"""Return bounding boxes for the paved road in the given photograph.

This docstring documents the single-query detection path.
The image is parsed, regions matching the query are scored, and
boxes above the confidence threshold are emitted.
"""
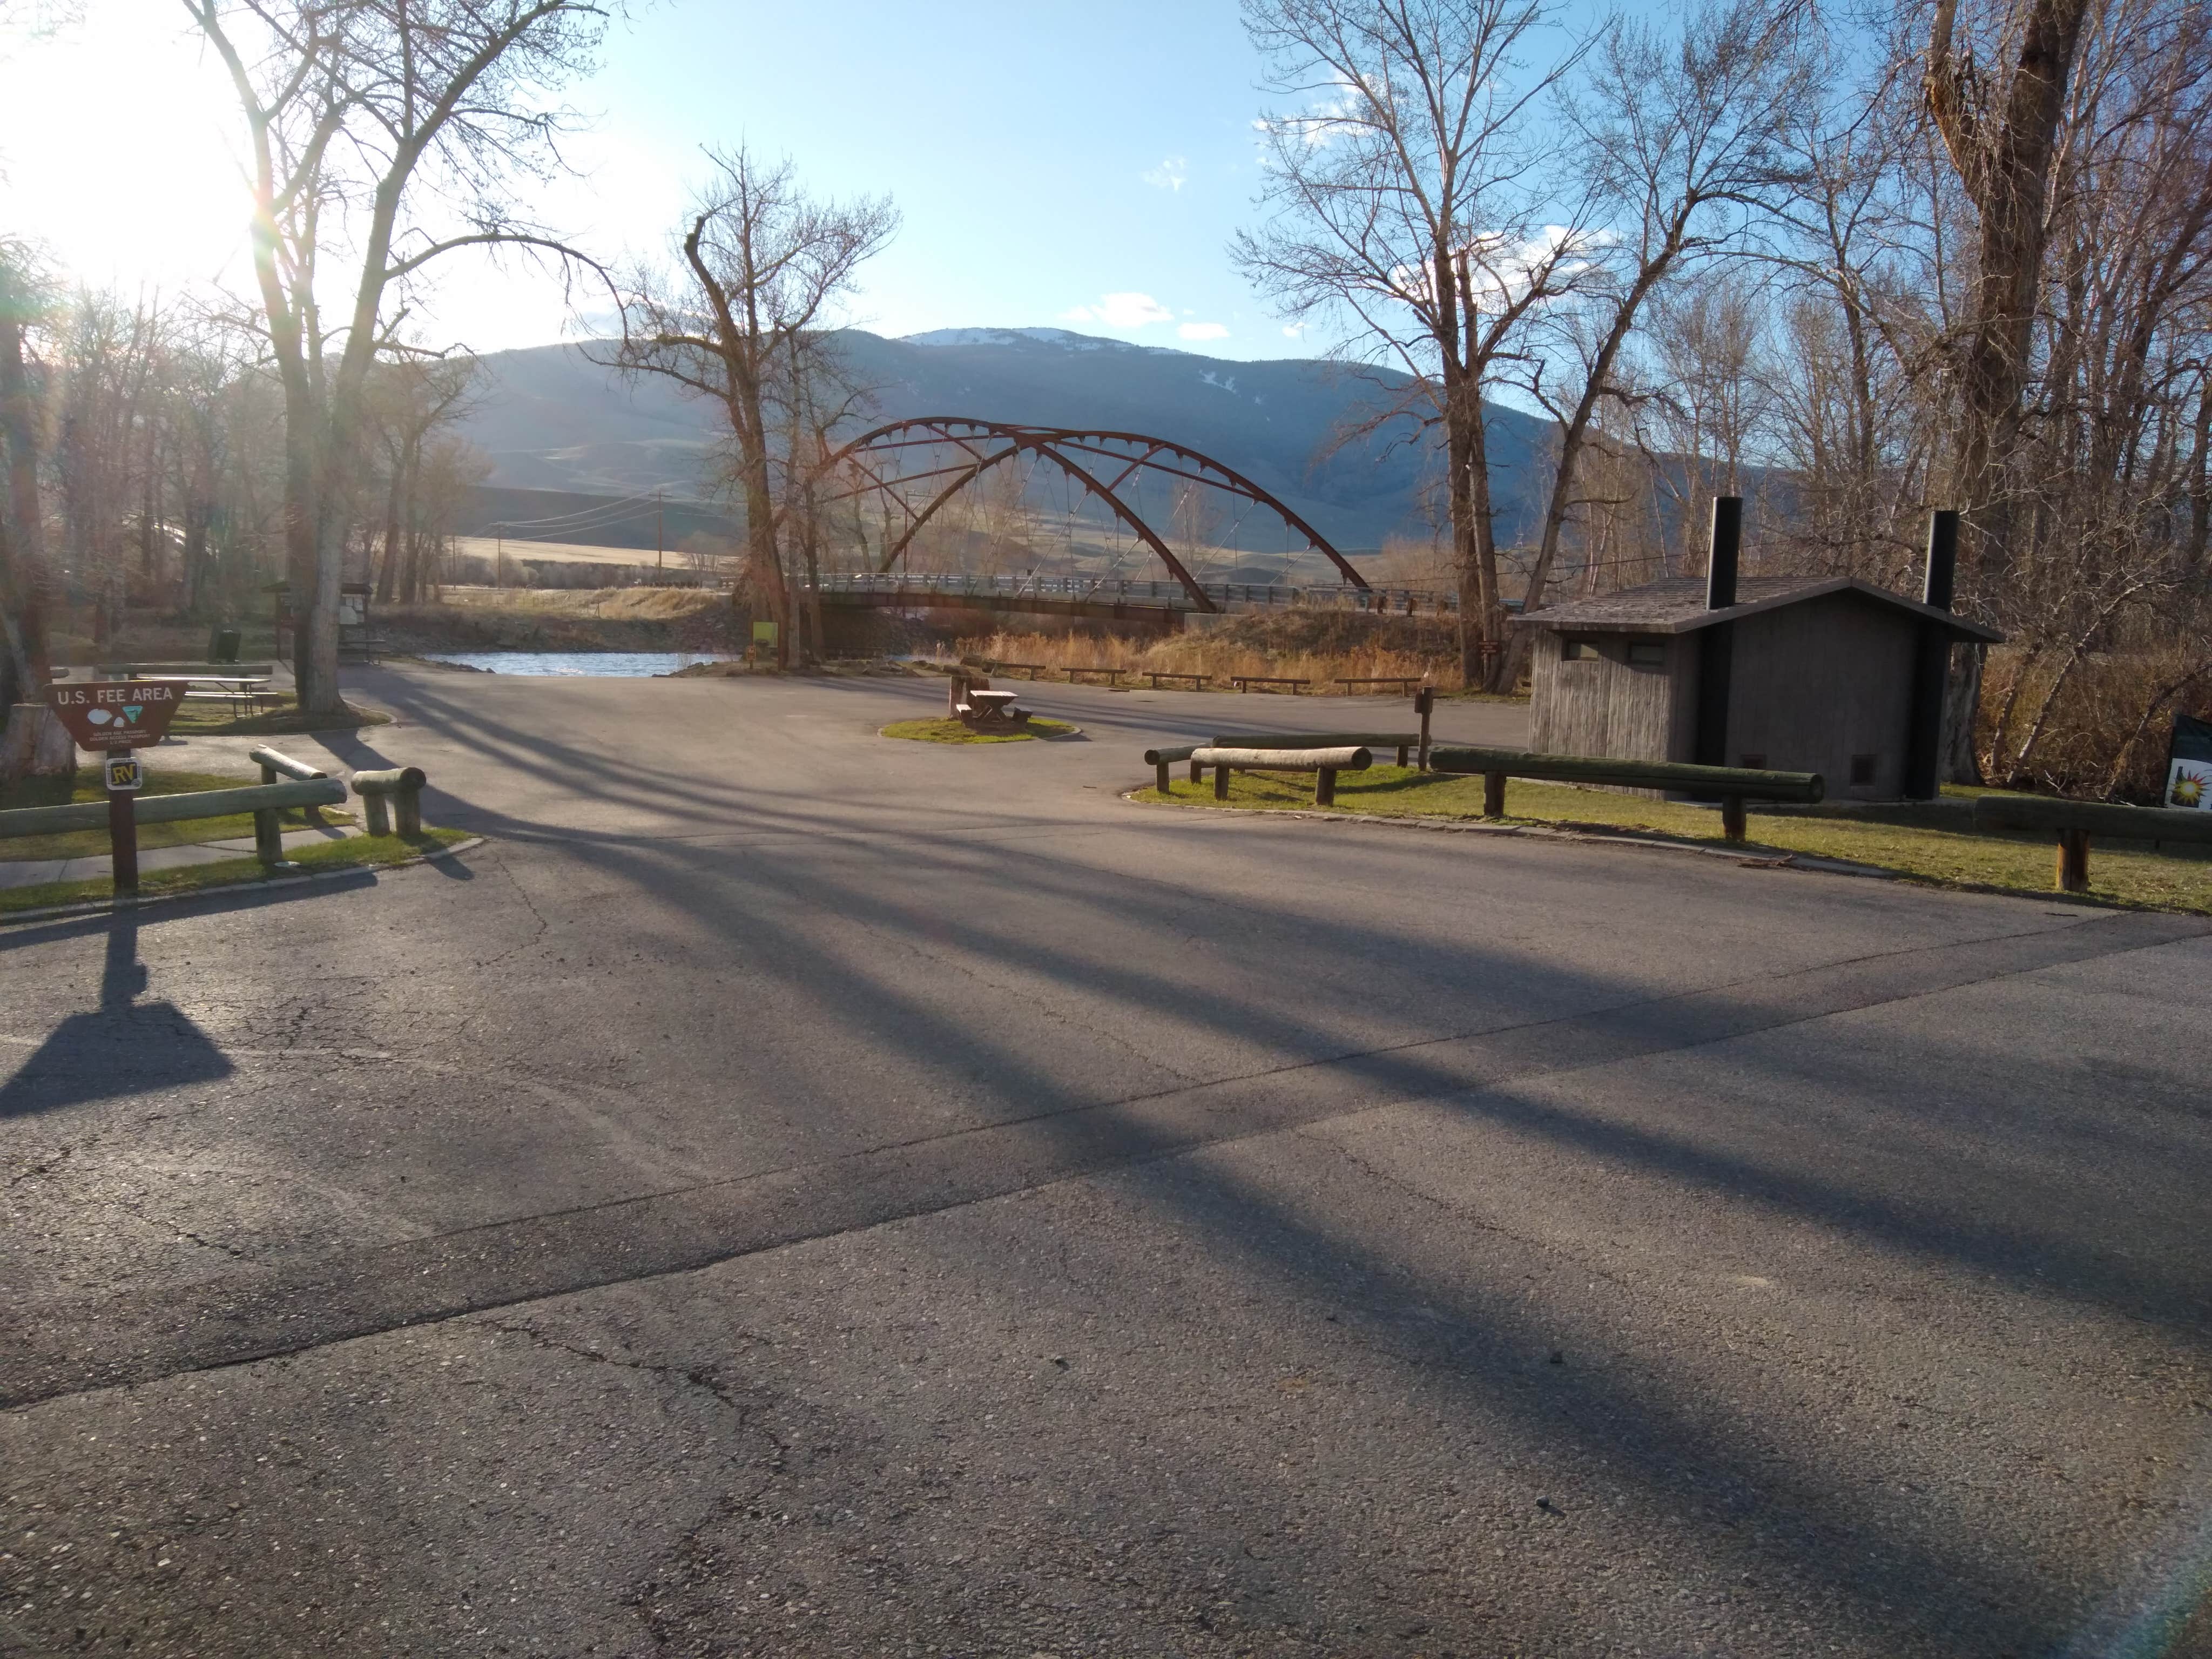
[3,666,2209,1658]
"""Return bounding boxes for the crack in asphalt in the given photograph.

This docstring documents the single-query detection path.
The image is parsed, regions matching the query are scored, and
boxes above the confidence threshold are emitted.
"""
[3,904,2201,1414]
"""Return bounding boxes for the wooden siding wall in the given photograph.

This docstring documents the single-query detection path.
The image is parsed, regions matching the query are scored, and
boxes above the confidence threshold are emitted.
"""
[1725,592,1917,798]
[1528,630,1693,796]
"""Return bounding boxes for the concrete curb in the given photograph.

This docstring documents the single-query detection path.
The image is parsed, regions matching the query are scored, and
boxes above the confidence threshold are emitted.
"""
[0,836,489,929]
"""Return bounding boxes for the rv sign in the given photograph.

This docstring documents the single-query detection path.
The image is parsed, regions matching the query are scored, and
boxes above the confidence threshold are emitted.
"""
[46,680,190,750]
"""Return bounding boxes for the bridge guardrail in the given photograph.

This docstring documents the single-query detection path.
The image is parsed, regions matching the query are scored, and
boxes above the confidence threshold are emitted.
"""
[810,571,1466,615]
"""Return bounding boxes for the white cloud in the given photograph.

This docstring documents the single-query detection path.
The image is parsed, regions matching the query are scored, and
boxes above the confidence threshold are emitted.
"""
[1281,323,1305,338]
[1143,156,1188,192]
[1061,292,1176,329]
[1385,225,1611,311]
[1178,322,1230,341]
[1255,76,1363,153]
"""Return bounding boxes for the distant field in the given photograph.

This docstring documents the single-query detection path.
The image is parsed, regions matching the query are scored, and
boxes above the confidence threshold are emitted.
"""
[433,586,728,619]
[450,535,727,572]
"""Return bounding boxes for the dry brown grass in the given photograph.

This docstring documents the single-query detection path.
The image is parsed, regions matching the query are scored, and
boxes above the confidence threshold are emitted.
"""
[1980,643,2212,801]
[433,585,724,620]
[951,609,1466,692]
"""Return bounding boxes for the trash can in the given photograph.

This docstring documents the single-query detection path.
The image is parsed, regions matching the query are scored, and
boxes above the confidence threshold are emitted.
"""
[209,627,242,664]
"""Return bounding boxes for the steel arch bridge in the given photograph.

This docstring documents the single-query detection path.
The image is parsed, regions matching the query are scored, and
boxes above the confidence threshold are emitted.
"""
[818,417,1370,615]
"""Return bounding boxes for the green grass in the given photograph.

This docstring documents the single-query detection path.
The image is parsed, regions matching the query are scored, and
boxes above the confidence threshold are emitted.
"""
[0,766,354,862]
[1137,766,2212,914]
[881,716,1080,745]
[167,694,390,736]
[0,827,474,918]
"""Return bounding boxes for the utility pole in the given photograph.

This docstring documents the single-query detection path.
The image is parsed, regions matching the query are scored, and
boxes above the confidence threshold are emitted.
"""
[656,489,664,577]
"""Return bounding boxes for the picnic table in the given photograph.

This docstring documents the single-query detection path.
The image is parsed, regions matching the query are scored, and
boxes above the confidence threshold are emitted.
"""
[956,688,1030,727]
[65,664,284,719]
[1229,675,1312,694]
[181,676,285,719]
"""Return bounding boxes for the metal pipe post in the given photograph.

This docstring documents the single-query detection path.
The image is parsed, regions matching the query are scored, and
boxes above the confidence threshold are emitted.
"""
[107,775,138,893]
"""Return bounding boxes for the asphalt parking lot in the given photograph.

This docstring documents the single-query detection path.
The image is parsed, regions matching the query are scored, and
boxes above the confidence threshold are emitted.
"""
[4,665,2208,1657]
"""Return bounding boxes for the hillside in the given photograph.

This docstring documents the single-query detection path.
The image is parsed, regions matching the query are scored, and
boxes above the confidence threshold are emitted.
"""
[453,329,1554,556]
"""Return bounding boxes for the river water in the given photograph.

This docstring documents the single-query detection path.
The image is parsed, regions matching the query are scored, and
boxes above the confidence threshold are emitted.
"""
[420,652,736,677]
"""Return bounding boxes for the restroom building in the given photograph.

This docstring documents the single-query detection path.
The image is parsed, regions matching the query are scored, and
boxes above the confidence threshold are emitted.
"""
[1512,505,2001,801]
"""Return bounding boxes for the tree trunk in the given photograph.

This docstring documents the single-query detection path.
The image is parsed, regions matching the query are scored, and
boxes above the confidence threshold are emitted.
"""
[1925,0,2093,781]
[0,702,75,783]
[1505,253,1674,693]
[0,318,52,696]
[376,457,404,604]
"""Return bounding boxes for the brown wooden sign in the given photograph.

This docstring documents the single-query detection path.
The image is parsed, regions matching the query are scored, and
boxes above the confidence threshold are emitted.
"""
[46,680,190,751]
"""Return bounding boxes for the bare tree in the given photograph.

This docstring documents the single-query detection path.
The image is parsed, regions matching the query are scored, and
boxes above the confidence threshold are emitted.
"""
[610,148,895,669]
[366,352,478,602]
[1235,0,1594,686]
[1506,0,1815,688]
[185,0,611,712]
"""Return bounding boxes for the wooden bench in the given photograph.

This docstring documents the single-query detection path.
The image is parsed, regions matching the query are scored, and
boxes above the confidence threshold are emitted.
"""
[989,661,1048,680]
[1067,666,1125,686]
[1337,676,1426,695]
[1230,675,1311,694]
[1145,672,1209,690]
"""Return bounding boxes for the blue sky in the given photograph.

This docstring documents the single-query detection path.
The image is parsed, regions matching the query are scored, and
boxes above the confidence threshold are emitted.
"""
[2,0,1387,361]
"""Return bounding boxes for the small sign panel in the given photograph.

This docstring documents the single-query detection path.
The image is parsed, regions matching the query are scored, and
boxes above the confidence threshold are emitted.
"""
[751,619,778,644]
[105,754,144,792]
[2166,713,2212,810]
[45,680,190,750]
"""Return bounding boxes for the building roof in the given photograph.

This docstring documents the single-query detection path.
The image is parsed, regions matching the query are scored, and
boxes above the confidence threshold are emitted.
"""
[1512,575,2003,643]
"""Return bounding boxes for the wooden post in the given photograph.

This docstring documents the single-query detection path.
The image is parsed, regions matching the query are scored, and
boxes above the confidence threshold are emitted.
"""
[1314,767,1337,806]
[1214,763,1230,800]
[1189,759,1202,784]
[1721,795,1748,842]
[1483,771,1506,819]
[2057,828,2090,892]
[1415,686,1434,770]
[394,784,422,838]
[360,788,393,836]
[1155,760,1170,794]
[254,758,284,866]
[107,776,138,894]
[1395,744,1410,766]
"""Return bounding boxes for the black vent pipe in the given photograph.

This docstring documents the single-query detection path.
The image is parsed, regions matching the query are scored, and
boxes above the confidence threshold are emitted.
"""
[1705,495,1742,610]
[1692,496,1743,770]
[1923,509,1958,611]
[1905,509,1961,800]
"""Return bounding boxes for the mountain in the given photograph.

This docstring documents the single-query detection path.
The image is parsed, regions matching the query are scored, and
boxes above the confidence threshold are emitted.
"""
[453,329,1555,555]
